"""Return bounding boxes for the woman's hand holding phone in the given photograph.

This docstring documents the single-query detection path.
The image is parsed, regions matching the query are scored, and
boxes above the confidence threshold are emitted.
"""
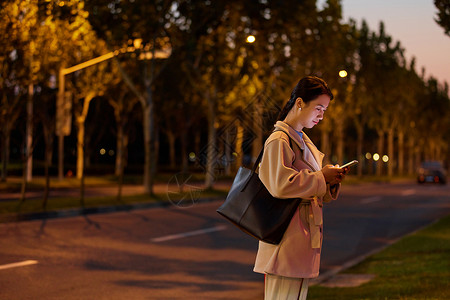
[322,160,358,185]
[321,164,345,185]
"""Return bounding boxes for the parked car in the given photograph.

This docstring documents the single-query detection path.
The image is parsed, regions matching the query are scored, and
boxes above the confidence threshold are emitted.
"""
[417,161,447,184]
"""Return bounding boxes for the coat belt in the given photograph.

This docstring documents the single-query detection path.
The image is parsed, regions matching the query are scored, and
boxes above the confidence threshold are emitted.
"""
[300,196,322,249]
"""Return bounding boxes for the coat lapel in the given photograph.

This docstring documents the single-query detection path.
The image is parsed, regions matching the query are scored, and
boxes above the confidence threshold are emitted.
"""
[273,121,324,171]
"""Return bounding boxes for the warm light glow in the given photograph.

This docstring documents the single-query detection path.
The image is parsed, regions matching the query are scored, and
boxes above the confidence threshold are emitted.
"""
[246,35,256,43]
[339,70,348,78]
[189,152,196,162]
[382,155,389,162]
[365,152,372,159]
[100,148,106,155]
[373,153,380,161]
[133,38,143,49]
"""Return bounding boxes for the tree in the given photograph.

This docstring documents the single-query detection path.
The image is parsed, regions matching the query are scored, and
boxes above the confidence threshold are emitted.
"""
[105,87,139,200]
[85,0,175,195]
[0,2,24,181]
[173,0,257,188]
[434,0,450,36]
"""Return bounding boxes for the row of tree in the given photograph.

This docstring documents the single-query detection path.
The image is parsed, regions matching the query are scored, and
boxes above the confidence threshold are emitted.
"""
[1,0,449,200]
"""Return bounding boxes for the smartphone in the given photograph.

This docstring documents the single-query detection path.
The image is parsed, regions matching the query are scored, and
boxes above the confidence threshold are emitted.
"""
[340,160,359,169]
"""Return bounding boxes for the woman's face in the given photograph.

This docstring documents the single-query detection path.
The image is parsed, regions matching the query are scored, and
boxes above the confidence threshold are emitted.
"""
[297,94,331,129]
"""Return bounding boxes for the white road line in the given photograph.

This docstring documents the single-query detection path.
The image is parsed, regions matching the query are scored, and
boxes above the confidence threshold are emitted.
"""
[151,225,227,243]
[360,196,382,204]
[0,260,38,270]
[401,189,416,196]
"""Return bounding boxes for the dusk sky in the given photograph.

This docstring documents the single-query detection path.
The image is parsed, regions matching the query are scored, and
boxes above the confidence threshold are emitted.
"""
[339,0,450,86]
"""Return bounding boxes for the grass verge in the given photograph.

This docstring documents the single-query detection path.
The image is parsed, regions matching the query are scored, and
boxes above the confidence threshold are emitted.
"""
[309,215,450,300]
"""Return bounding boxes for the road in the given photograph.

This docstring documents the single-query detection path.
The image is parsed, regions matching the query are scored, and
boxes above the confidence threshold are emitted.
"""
[0,182,449,299]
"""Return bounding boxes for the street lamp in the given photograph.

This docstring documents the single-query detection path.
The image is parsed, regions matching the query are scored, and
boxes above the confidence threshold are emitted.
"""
[246,35,255,43]
[57,40,171,179]
[339,70,348,78]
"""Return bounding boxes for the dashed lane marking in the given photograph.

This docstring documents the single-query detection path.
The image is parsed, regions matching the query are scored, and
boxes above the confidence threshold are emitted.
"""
[360,196,382,204]
[0,260,38,270]
[151,225,227,243]
[401,189,416,196]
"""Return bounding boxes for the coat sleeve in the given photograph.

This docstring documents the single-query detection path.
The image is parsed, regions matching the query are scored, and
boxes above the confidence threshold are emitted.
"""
[258,136,327,199]
[323,183,340,203]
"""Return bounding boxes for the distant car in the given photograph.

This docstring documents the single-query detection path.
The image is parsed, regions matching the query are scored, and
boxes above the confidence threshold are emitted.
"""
[417,161,447,184]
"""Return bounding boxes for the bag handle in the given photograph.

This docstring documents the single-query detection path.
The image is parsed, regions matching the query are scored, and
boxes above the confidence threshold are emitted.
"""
[251,129,296,174]
[242,130,296,192]
[251,148,264,174]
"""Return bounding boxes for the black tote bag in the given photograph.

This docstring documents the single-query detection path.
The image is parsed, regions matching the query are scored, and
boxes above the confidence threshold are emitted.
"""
[217,137,301,245]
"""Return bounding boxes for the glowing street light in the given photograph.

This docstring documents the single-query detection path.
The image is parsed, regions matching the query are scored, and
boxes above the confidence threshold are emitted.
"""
[373,153,380,161]
[339,70,348,78]
[246,35,256,43]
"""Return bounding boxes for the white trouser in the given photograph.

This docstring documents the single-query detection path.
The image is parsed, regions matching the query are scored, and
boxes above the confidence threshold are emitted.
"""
[265,274,309,300]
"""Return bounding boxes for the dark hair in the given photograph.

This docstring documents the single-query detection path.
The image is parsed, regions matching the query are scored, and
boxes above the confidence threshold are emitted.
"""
[277,76,334,121]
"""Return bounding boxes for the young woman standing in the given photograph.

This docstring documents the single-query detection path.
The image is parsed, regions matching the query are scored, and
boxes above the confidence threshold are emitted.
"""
[254,76,348,299]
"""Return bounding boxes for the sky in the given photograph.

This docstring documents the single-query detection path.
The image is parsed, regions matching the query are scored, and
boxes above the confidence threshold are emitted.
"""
[339,0,450,86]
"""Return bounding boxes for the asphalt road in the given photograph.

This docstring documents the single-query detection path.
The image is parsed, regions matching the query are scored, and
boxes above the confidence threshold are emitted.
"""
[0,181,449,299]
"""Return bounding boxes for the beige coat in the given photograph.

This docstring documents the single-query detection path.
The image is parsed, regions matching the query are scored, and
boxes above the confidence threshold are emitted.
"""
[253,121,340,278]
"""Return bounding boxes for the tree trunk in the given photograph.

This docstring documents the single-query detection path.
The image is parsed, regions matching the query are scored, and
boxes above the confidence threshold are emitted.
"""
[320,116,331,165]
[387,127,394,177]
[407,135,415,175]
[75,93,95,179]
[205,92,216,189]
[335,121,344,166]
[152,126,159,183]
[180,127,189,173]
[224,128,231,176]
[142,96,158,195]
[1,132,10,182]
[235,119,244,171]
[251,99,264,163]
[397,130,404,176]
[115,120,128,202]
[167,131,176,169]
[356,124,364,177]
[320,129,330,165]
[142,102,152,193]
[19,160,27,205]
[115,122,125,176]
[42,138,52,209]
[58,134,64,180]
[376,129,384,176]
[80,166,85,207]
[195,133,201,158]
[76,120,85,179]
[26,83,33,182]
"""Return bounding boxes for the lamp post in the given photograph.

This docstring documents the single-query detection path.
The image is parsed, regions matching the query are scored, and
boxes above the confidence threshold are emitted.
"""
[57,43,170,180]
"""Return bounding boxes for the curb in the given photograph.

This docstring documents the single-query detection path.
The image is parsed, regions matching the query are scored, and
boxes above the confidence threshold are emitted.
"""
[0,196,224,223]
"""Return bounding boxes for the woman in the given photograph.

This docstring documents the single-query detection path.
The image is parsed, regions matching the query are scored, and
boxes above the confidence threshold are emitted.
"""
[254,76,347,299]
